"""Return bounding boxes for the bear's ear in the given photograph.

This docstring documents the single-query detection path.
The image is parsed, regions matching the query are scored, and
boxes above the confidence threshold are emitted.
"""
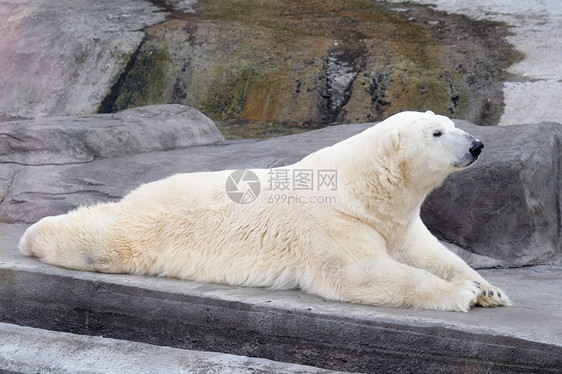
[383,128,400,153]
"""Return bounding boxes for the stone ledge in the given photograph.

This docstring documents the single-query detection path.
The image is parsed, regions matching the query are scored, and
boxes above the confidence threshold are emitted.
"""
[1,225,560,373]
[0,322,343,374]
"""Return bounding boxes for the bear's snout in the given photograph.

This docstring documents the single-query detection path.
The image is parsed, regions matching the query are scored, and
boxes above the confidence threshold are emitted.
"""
[469,141,484,158]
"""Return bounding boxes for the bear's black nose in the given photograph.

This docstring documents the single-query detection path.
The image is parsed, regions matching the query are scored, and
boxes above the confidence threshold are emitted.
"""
[469,141,484,158]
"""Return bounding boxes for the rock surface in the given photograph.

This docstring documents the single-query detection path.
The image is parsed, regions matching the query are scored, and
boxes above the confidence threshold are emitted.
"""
[0,105,560,267]
[0,105,224,165]
[0,0,165,119]
[389,0,562,127]
[103,0,521,138]
[0,322,342,374]
[0,0,524,135]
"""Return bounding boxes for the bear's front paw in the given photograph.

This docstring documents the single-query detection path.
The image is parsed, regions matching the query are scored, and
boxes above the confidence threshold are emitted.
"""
[477,283,512,307]
[446,280,480,312]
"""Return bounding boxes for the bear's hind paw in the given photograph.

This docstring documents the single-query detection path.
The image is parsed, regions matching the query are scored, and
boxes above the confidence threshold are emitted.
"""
[19,216,58,258]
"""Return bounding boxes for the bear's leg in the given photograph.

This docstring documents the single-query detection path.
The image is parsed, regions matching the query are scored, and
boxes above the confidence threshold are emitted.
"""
[19,203,126,273]
[399,246,511,307]
[306,256,481,312]
[399,218,512,307]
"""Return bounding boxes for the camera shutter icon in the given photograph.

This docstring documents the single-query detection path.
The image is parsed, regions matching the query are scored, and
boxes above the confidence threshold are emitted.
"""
[226,170,261,204]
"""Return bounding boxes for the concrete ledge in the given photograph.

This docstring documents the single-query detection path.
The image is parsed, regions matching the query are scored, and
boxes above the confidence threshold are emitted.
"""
[0,323,342,374]
[1,225,561,373]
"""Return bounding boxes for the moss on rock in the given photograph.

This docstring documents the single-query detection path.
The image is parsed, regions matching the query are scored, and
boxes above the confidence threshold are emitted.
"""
[105,0,522,138]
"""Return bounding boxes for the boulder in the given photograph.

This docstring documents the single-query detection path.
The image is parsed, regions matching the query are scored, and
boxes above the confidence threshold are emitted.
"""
[0,108,560,267]
[422,121,562,267]
[0,0,165,118]
[0,105,225,165]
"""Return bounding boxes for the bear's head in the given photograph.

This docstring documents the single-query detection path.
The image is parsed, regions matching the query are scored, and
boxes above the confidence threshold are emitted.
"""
[378,111,483,190]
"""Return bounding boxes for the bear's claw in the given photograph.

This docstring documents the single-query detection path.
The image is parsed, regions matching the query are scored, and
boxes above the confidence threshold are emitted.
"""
[476,282,512,307]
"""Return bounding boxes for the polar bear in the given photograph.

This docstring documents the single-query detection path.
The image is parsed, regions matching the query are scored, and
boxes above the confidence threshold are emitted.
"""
[19,111,511,312]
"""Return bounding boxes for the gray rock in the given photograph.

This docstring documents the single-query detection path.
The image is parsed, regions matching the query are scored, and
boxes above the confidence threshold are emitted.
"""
[0,0,166,118]
[325,53,357,113]
[422,120,562,267]
[442,241,505,269]
[0,105,225,165]
[0,111,560,267]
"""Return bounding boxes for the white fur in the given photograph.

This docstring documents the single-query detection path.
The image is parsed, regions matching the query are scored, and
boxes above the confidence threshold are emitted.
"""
[19,111,511,311]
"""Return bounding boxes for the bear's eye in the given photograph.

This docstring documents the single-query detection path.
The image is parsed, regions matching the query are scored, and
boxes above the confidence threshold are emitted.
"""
[433,131,442,137]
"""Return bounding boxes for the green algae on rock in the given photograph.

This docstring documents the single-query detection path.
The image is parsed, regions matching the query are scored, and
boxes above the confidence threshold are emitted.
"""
[101,0,522,138]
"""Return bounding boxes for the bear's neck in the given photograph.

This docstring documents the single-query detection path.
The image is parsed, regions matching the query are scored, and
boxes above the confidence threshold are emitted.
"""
[337,156,437,229]
[296,132,444,226]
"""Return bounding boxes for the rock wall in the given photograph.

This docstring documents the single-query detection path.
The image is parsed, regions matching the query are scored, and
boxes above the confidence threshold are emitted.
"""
[0,105,560,267]
[101,0,521,136]
[0,0,522,136]
[0,0,165,119]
